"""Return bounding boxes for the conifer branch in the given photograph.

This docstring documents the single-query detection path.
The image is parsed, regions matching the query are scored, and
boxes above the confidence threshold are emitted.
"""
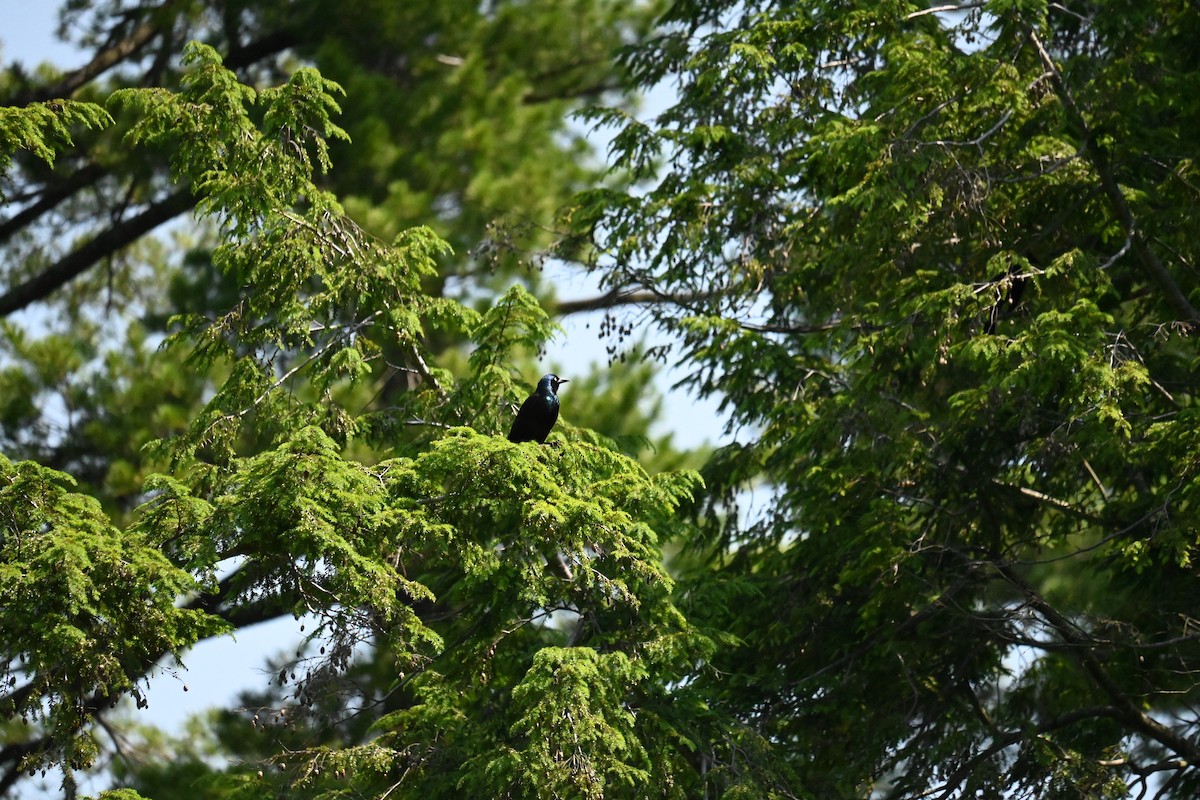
[997,564,1200,766]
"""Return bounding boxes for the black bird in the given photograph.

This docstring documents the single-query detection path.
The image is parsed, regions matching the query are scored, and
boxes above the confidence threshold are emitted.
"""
[508,374,568,443]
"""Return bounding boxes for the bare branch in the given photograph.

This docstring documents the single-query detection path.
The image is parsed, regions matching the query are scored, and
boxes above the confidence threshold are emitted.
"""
[905,2,986,22]
[740,318,858,335]
[987,480,1100,522]
[0,186,194,318]
[555,288,660,315]
[923,109,1013,149]
[555,287,719,316]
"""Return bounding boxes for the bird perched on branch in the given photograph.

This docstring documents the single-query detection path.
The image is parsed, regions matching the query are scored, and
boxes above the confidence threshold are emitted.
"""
[508,376,568,443]
[507,373,574,580]
[508,374,568,443]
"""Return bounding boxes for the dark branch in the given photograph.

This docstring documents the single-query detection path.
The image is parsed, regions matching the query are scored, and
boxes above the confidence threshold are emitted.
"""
[523,79,623,106]
[8,17,160,106]
[555,287,717,316]
[0,740,41,797]
[0,29,297,318]
[0,163,107,245]
[997,563,1200,766]
[554,288,661,315]
[0,186,194,318]
[222,30,296,73]
[1025,26,1200,328]
[934,705,1124,800]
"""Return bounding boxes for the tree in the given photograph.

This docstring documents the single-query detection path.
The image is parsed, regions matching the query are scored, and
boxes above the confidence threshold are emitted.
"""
[17,0,1200,798]
[1,3,712,799]
[573,0,1200,796]
[0,0,665,504]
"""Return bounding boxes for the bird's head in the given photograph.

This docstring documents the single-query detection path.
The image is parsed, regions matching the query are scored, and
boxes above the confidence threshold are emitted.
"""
[539,374,568,396]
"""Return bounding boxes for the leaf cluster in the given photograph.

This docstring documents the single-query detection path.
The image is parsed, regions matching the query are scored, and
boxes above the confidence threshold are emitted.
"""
[576,0,1200,797]
[2,29,710,799]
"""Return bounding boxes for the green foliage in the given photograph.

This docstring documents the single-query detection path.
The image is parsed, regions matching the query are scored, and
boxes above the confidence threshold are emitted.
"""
[95,790,151,800]
[573,0,1200,797]
[2,6,705,797]
[493,647,650,798]
[0,456,222,771]
[52,0,1200,797]
[0,100,111,182]
[124,427,708,800]
[106,43,479,467]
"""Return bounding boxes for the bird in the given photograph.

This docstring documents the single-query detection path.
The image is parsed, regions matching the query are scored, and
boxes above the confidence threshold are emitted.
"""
[508,373,568,444]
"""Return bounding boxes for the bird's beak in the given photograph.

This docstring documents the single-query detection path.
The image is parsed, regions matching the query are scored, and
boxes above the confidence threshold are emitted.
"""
[559,378,569,383]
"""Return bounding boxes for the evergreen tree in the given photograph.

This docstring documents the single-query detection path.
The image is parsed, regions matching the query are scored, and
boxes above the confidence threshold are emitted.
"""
[1,3,701,798]
[577,0,1200,796]
[13,0,1200,798]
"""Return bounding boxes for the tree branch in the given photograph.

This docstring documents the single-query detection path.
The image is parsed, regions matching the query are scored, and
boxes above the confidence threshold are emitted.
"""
[934,705,1124,800]
[0,29,296,319]
[554,287,718,316]
[0,163,107,245]
[0,186,194,318]
[222,30,297,73]
[554,288,661,315]
[1024,25,1200,328]
[523,79,623,106]
[0,564,292,792]
[905,2,986,21]
[4,3,293,106]
[996,563,1200,766]
[8,16,161,107]
[0,546,459,794]
[0,740,41,797]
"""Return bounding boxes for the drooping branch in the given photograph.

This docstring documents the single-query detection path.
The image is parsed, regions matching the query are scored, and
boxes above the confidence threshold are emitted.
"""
[0,543,460,793]
[0,564,294,793]
[932,705,1125,800]
[1024,25,1200,328]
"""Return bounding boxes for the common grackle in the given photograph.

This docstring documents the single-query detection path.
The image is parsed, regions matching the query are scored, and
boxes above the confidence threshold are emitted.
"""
[508,374,568,443]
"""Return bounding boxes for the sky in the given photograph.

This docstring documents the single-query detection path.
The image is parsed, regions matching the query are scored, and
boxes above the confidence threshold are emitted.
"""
[0,2,729,791]
[0,3,82,68]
